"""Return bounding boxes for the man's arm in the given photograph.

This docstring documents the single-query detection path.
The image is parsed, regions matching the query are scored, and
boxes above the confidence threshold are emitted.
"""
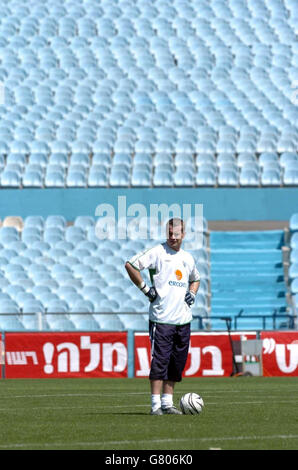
[189,280,200,295]
[184,280,200,307]
[125,262,144,287]
[125,262,157,302]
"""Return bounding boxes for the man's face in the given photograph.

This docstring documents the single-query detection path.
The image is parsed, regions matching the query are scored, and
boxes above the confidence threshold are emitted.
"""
[167,224,185,251]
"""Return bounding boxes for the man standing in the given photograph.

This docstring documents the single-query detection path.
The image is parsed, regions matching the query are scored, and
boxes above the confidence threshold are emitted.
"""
[125,218,200,415]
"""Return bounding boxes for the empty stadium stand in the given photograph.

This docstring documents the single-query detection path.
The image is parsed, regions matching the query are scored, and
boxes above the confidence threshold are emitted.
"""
[0,0,297,188]
[0,215,209,331]
[0,215,296,332]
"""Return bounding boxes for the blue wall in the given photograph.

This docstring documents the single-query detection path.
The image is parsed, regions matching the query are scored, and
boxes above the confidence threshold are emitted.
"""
[0,187,297,220]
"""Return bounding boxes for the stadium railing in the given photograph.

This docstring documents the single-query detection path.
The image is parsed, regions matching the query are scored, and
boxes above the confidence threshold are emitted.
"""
[193,313,298,331]
[1,311,297,332]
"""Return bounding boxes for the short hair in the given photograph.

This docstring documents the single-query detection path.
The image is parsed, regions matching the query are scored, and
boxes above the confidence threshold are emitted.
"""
[166,218,185,235]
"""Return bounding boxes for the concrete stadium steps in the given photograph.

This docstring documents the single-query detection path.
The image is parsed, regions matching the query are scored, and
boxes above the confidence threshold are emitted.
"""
[209,230,288,327]
[210,230,285,249]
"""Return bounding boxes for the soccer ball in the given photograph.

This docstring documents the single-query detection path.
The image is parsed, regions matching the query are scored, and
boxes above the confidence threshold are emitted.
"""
[180,393,204,415]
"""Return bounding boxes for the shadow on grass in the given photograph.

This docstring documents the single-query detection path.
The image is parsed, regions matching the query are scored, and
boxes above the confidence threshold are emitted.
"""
[84,411,150,416]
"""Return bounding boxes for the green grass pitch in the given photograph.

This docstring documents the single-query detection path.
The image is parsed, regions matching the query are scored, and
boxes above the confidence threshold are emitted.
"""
[0,377,297,450]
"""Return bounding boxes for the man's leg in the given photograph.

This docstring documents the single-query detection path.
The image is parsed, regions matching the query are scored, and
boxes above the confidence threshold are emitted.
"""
[163,380,175,394]
[161,380,176,410]
[151,379,163,394]
[150,379,163,414]
[150,379,181,414]
[167,324,191,383]
[162,324,191,413]
[149,324,190,414]
[150,380,177,396]
[149,322,176,414]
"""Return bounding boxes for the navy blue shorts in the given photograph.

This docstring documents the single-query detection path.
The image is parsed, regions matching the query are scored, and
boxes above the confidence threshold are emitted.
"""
[149,321,191,382]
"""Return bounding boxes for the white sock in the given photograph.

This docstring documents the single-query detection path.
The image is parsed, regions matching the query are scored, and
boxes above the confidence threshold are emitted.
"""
[161,393,173,409]
[151,394,161,411]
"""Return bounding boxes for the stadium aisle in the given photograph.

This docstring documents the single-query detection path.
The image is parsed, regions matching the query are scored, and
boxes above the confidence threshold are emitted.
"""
[210,230,288,329]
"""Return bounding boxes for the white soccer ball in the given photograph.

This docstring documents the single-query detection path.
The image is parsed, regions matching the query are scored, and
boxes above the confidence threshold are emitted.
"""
[180,392,204,415]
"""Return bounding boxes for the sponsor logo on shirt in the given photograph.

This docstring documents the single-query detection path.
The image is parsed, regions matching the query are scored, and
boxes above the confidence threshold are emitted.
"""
[168,280,188,288]
[168,269,187,287]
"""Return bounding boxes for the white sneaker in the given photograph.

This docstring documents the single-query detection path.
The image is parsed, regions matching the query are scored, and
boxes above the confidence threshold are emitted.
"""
[161,406,182,415]
[150,408,163,415]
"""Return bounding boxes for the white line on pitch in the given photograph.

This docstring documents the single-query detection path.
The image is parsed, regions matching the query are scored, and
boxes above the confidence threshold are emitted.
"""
[0,434,298,449]
[0,400,298,412]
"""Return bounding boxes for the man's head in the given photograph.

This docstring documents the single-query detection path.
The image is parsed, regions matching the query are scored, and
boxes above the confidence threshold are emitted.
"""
[166,218,185,251]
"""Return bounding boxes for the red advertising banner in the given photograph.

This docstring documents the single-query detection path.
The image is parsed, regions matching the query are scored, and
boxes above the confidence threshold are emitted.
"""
[5,332,128,379]
[261,331,298,377]
[4,331,298,378]
[135,331,257,378]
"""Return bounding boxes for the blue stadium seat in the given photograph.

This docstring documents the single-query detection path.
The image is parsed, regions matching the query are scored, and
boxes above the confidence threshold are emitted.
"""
[0,315,25,331]
[46,299,69,313]
[66,170,87,187]
[22,170,44,187]
[0,299,20,314]
[94,313,124,330]
[290,232,298,249]
[0,170,21,187]
[68,314,100,330]
[291,278,298,294]
[218,169,239,186]
[289,214,298,233]
[45,315,76,331]
[196,170,217,186]
[283,170,298,185]
[174,169,194,187]
[131,169,151,187]
[109,169,130,187]
[239,169,260,186]
[261,169,282,186]
[118,313,148,330]
[43,205,68,230]
[289,263,298,280]
[88,167,108,187]
[280,152,298,169]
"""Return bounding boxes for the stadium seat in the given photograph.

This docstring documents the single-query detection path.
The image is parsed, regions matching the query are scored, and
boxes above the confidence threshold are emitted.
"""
[22,170,44,187]
[131,169,151,187]
[289,214,298,233]
[196,170,217,186]
[218,169,239,186]
[68,314,100,330]
[45,314,76,331]
[174,169,194,187]
[109,169,130,187]
[0,315,25,331]
[239,169,260,186]
[66,170,87,187]
[283,170,298,185]
[289,263,298,280]
[261,169,282,186]
[0,299,20,314]
[0,170,21,187]
[291,278,298,294]
[94,313,125,331]
[118,313,148,330]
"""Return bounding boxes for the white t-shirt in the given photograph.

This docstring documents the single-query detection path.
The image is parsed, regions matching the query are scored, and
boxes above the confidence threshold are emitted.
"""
[128,242,200,325]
